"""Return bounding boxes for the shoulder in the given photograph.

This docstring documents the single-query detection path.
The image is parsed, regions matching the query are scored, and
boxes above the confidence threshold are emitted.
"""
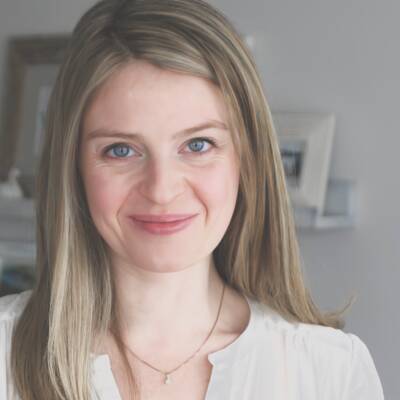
[0,290,32,399]
[253,301,366,354]
[252,301,357,362]
[251,301,384,399]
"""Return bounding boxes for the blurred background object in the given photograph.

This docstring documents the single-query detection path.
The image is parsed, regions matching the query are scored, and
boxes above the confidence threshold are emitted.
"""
[0,263,36,296]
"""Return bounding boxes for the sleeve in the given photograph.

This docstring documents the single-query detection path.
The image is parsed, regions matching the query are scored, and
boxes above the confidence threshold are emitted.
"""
[0,291,32,400]
[343,333,385,399]
[0,318,14,400]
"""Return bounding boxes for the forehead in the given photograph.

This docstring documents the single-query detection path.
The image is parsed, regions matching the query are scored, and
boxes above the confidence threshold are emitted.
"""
[82,61,229,137]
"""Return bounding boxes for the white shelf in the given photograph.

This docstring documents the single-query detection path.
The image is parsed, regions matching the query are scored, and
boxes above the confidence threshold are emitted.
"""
[0,197,36,270]
[0,197,35,219]
[294,179,355,230]
[0,197,35,241]
[0,241,36,264]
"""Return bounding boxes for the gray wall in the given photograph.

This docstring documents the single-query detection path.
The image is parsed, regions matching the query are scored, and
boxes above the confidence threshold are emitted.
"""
[209,0,398,397]
[0,0,398,398]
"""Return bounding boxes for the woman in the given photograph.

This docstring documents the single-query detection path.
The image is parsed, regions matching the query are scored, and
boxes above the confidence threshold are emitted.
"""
[0,0,384,399]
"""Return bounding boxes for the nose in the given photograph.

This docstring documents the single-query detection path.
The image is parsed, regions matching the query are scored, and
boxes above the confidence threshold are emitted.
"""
[138,156,186,205]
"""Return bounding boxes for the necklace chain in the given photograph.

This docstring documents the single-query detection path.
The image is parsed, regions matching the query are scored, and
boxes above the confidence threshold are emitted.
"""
[121,282,226,384]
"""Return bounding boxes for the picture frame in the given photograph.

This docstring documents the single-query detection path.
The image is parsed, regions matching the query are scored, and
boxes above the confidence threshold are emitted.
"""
[0,35,70,197]
[272,112,335,213]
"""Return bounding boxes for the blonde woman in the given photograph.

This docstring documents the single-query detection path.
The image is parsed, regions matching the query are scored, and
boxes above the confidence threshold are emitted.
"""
[0,0,384,399]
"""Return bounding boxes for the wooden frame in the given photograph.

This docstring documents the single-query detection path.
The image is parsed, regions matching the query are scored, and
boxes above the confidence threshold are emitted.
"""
[0,35,70,196]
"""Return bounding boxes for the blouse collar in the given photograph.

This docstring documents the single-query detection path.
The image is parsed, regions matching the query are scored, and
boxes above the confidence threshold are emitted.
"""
[206,294,264,368]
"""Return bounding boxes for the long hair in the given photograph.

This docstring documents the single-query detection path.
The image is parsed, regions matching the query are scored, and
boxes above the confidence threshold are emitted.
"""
[10,0,354,398]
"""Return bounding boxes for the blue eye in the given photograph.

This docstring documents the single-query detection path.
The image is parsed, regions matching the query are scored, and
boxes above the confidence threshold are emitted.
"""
[186,138,216,154]
[105,143,135,158]
[103,137,217,160]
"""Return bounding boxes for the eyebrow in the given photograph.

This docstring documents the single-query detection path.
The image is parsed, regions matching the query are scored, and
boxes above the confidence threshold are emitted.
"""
[85,120,228,141]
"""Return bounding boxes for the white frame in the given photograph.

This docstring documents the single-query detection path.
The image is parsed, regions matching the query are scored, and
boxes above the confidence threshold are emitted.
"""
[272,112,335,213]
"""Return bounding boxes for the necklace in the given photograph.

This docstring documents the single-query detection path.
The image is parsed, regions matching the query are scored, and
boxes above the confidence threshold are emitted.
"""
[121,282,226,385]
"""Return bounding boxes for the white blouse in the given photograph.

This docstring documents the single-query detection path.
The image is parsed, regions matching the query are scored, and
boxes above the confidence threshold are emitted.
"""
[0,290,384,400]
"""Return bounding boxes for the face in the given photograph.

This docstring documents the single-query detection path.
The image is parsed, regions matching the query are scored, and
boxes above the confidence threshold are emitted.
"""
[79,60,240,273]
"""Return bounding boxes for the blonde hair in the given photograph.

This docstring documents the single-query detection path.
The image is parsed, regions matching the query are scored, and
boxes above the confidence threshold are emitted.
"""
[10,0,353,399]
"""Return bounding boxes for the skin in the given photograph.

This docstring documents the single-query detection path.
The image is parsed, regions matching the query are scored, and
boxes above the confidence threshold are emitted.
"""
[79,61,249,393]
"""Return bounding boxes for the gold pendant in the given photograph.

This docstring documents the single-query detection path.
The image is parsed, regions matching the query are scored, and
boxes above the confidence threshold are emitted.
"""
[164,374,171,384]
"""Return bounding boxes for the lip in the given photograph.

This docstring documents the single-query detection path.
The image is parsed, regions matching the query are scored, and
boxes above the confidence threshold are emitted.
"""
[130,214,197,223]
[129,214,198,235]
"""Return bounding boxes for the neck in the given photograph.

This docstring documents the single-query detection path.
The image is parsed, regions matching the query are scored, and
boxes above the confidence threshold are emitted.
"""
[109,257,226,353]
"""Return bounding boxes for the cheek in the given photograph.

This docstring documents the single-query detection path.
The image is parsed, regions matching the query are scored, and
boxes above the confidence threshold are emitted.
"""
[82,168,128,218]
[197,161,239,211]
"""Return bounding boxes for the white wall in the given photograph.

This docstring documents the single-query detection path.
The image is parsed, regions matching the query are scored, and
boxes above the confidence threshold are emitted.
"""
[0,0,398,397]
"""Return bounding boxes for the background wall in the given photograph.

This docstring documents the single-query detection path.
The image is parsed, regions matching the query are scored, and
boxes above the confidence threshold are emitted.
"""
[0,0,398,397]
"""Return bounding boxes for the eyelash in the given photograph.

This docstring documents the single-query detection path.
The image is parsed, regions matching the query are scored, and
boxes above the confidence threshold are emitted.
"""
[102,137,217,159]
